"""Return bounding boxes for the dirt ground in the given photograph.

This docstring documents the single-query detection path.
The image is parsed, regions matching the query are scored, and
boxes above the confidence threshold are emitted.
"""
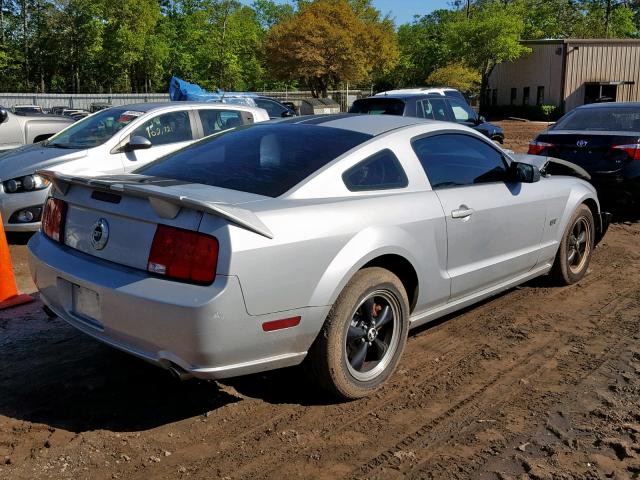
[2,121,640,480]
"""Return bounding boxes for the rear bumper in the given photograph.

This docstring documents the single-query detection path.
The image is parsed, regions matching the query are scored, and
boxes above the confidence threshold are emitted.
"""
[28,233,327,379]
[589,173,640,205]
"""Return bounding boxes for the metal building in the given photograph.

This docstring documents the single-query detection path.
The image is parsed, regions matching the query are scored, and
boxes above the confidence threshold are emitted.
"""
[488,39,640,113]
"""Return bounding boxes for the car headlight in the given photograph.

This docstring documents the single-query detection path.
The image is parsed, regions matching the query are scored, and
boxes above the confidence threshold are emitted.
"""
[2,174,50,193]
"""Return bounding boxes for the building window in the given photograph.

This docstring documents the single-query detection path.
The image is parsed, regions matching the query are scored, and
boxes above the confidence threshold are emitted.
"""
[510,88,517,105]
[523,87,530,106]
[492,89,498,106]
[536,86,545,105]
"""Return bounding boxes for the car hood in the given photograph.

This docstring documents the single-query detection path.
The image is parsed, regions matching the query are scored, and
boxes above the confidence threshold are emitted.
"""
[0,143,88,180]
[512,153,591,181]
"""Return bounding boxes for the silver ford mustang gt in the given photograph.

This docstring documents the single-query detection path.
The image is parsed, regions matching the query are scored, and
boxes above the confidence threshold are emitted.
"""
[28,115,610,399]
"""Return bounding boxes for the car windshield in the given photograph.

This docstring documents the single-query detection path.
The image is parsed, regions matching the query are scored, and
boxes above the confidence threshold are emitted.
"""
[553,107,640,132]
[46,108,145,148]
[136,124,372,197]
[349,99,405,116]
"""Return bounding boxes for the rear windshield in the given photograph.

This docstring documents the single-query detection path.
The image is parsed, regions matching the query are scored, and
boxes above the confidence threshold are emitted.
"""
[349,98,406,116]
[554,107,640,132]
[136,124,372,197]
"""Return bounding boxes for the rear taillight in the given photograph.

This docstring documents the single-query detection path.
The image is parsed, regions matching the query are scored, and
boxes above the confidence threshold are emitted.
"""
[41,198,67,242]
[528,140,554,155]
[147,225,219,284]
[612,143,640,161]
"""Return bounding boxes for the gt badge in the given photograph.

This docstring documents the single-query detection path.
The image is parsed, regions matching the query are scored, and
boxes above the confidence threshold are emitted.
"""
[91,218,110,250]
[576,140,588,148]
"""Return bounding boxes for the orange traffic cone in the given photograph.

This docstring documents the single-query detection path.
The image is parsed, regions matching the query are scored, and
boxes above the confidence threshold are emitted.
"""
[0,212,33,310]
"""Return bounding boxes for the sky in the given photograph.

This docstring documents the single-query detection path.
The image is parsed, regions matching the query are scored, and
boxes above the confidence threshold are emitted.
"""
[374,0,451,24]
[243,0,452,26]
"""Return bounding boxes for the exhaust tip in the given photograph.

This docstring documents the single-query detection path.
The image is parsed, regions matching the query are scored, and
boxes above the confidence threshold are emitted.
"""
[167,364,193,381]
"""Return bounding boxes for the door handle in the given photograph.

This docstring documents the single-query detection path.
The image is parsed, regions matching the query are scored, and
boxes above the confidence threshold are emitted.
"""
[451,206,474,219]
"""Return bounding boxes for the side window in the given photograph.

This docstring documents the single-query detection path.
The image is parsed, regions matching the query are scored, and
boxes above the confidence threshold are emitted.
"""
[448,98,476,123]
[199,110,245,137]
[419,100,434,120]
[343,149,408,191]
[255,98,286,118]
[411,134,508,189]
[130,111,193,146]
[427,98,450,121]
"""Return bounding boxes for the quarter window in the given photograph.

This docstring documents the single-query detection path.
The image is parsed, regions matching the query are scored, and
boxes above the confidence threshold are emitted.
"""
[411,134,508,189]
[130,111,193,146]
[199,109,245,137]
[343,149,408,191]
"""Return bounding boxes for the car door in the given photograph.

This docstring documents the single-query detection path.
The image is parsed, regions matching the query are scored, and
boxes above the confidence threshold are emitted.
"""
[411,132,548,300]
[119,109,196,172]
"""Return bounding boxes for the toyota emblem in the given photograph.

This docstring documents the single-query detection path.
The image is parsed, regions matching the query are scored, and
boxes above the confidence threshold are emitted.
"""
[91,218,110,250]
[576,140,588,148]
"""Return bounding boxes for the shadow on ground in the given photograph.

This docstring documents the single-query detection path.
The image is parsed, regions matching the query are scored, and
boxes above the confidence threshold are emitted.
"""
[0,305,239,433]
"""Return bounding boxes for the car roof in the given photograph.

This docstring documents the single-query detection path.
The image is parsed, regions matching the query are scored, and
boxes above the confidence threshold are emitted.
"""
[275,113,439,136]
[103,102,263,113]
[356,94,448,101]
[577,102,640,109]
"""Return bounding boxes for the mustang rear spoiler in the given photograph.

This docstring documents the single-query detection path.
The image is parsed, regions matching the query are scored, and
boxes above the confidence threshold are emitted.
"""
[37,170,274,239]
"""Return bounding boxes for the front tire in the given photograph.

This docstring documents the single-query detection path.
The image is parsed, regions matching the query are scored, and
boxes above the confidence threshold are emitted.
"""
[551,204,594,285]
[306,267,410,400]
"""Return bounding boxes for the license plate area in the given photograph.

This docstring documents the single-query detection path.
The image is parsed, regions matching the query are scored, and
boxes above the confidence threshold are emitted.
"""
[71,284,102,328]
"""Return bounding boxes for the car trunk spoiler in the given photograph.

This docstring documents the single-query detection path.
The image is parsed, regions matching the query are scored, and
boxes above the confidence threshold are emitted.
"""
[38,170,274,239]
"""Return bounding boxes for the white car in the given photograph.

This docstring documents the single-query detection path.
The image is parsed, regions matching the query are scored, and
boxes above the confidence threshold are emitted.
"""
[0,102,269,231]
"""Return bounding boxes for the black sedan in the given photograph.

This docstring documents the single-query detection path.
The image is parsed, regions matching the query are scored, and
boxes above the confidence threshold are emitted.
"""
[349,93,504,143]
[528,102,640,207]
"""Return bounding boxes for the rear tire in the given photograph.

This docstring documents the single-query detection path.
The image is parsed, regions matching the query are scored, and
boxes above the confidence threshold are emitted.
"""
[551,204,594,285]
[305,267,409,400]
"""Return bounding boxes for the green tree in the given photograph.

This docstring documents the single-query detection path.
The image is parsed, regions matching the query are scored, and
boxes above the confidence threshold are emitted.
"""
[447,0,530,112]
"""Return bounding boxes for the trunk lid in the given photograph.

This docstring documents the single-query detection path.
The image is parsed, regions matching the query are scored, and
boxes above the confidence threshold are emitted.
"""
[536,130,640,173]
[40,171,272,272]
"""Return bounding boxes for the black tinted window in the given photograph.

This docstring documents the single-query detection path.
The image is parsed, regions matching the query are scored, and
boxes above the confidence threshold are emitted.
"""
[199,109,245,136]
[412,134,507,189]
[255,98,287,118]
[554,107,640,132]
[343,149,408,191]
[427,98,450,121]
[137,125,372,197]
[130,111,193,146]
[349,98,405,116]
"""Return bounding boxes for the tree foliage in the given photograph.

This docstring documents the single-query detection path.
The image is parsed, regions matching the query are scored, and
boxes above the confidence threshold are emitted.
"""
[263,0,398,97]
[426,63,481,95]
[0,0,638,95]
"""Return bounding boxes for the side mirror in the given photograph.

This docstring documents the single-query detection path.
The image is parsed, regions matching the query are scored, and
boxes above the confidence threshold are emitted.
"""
[475,115,486,125]
[281,110,295,118]
[0,107,8,124]
[125,135,152,151]
[510,161,541,183]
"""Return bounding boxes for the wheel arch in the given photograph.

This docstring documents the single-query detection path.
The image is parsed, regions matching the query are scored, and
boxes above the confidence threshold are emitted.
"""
[307,226,425,315]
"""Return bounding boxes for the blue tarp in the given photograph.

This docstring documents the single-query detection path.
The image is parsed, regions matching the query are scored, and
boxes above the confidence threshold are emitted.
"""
[169,76,258,107]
